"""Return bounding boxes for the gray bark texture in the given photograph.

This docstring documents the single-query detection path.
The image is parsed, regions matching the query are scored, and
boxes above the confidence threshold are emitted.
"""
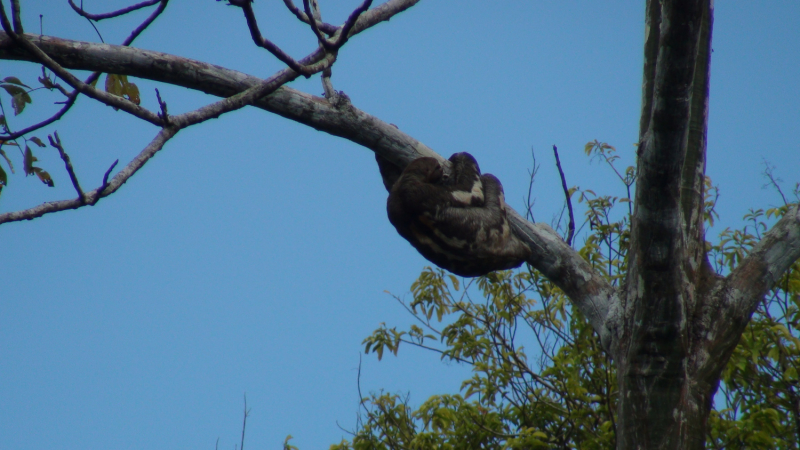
[1,1,800,447]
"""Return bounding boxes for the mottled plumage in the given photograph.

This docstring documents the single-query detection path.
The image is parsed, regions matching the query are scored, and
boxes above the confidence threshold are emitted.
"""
[386,153,530,277]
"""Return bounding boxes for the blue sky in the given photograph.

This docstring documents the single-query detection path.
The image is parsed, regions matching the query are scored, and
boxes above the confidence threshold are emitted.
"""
[2,1,798,449]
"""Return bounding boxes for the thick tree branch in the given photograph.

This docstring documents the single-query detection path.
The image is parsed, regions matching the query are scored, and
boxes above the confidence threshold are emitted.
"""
[700,204,800,378]
[0,32,438,166]
[0,27,615,344]
[624,0,705,344]
[680,1,713,273]
[508,211,616,350]
[0,11,164,125]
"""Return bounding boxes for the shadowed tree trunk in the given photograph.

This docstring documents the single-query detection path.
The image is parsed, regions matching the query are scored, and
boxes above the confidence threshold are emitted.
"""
[1,0,799,447]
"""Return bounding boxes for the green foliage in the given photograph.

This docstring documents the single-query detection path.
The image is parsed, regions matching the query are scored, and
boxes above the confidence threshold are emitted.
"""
[105,74,141,106]
[341,146,800,449]
[356,271,617,448]
[708,198,800,449]
[0,70,61,196]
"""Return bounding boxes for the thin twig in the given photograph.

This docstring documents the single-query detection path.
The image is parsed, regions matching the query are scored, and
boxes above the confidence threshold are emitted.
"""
[68,0,161,21]
[48,131,85,202]
[553,145,575,246]
[120,0,168,46]
[333,0,373,48]
[357,353,368,417]
[763,159,789,206]
[99,159,119,197]
[321,67,336,100]
[240,394,250,450]
[303,0,334,50]
[281,0,337,34]
[525,147,538,222]
[239,2,313,76]
[155,88,169,124]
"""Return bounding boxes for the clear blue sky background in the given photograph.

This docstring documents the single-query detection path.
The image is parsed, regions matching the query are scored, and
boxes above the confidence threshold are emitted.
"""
[2,1,798,449]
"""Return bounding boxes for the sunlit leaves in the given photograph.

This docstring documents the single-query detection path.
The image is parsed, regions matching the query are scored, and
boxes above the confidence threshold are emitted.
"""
[105,74,141,106]
[356,262,616,448]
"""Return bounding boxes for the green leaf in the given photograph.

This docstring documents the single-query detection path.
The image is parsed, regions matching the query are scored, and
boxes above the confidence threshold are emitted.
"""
[2,76,30,88]
[0,84,33,115]
[105,74,141,105]
[11,91,32,115]
[0,148,14,174]
[124,79,141,105]
[0,83,26,97]
[23,146,35,175]
[29,136,46,147]
[33,167,54,187]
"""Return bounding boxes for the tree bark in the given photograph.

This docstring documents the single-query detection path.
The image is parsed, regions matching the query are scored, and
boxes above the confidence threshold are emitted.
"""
[619,0,711,448]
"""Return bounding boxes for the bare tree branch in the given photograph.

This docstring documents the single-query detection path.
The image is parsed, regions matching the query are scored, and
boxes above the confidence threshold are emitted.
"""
[0,30,617,345]
[333,0,374,48]
[0,126,178,224]
[48,131,85,202]
[552,145,574,246]
[0,43,326,224]
[238,1,316,76]
[119,0,169,47]
[10,0,22,34]
[0,30,436,166]
[680,0,714,276]
[303,0,334,50]
[0,9,164,125]
[508,210,616,350]
[68,0,162,21]
[701,204,800,377]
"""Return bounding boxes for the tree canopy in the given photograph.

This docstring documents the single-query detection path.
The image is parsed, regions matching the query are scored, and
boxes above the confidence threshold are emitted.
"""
[0,1,797,447]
